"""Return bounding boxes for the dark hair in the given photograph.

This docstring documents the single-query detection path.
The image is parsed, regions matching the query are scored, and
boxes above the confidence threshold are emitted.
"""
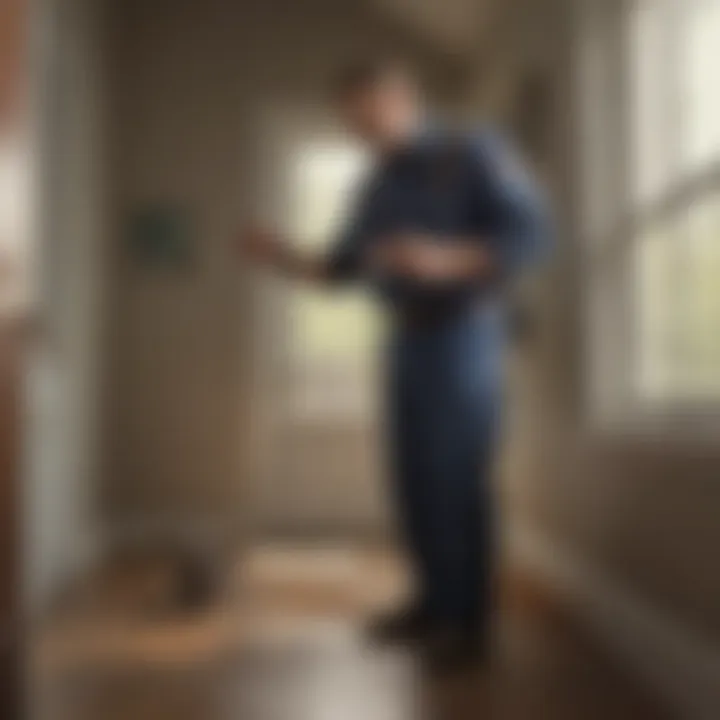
[331,57,413,99]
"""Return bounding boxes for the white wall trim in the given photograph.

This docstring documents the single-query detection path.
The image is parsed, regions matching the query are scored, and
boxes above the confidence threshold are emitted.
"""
[509,527,720,720]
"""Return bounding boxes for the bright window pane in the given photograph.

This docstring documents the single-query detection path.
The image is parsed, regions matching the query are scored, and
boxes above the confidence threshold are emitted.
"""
[628,0,720,405]
[287,142,381,417]
[635,192,720,401]
[680,0,720,172]
[290,143,380,367]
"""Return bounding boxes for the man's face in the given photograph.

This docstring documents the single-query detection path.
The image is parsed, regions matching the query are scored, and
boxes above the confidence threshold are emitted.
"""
[338,75,419,149]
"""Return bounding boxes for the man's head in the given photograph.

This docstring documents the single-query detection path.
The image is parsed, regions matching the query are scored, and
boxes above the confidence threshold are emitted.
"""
[332,58,423,151]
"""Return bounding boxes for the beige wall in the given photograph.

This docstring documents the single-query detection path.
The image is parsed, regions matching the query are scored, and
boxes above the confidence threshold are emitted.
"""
[102,0,463,544]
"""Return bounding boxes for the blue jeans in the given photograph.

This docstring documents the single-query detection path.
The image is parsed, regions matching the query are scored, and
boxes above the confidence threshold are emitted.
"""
[387,305,502,633]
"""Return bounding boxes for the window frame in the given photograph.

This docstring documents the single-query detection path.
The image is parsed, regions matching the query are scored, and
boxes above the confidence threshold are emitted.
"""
[577,0,720,440]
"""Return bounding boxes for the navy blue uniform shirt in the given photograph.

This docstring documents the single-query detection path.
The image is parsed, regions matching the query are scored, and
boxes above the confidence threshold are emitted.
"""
[326,126,552,319]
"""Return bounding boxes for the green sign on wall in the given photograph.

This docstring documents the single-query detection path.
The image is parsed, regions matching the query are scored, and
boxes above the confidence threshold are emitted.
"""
[127,204,196,271]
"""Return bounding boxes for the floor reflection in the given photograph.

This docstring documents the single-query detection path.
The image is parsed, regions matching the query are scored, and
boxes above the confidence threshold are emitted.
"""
[33,544,668,719]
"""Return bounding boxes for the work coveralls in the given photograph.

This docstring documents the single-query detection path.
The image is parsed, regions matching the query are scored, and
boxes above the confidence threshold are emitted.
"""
[326,127,551,634]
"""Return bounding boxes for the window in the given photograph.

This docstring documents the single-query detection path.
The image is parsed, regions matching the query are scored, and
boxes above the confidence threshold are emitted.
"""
[581,0,720,423]
[286,141,381,418]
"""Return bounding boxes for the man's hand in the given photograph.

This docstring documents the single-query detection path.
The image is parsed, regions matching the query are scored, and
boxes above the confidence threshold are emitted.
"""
[369,234,437,278]
[237,227,287,267]
[237,226,327,283]
[370,233,495,283]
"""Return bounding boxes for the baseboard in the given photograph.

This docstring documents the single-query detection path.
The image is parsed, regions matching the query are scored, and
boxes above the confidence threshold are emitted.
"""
[509,528,720,720]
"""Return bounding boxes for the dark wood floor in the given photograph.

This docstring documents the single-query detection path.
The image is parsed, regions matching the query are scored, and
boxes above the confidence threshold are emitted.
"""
[33,545,671,720]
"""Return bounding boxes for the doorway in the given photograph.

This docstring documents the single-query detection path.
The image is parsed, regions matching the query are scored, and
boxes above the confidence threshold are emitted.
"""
[249,121,387,537]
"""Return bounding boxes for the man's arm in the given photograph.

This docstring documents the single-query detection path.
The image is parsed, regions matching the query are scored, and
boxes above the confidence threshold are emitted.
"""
[238,228,332,284]
[467,129,552,278]
[238,173,378,286]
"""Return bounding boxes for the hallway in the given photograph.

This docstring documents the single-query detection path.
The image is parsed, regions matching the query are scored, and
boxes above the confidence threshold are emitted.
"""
[5,0,720,717]
[35,546,669,719]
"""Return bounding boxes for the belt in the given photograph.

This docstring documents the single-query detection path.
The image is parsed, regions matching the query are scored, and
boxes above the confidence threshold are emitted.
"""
[394,299,472,331]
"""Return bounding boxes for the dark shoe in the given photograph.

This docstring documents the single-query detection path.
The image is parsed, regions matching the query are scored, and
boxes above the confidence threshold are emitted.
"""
[365,602,433,646]
[423,627,487,677]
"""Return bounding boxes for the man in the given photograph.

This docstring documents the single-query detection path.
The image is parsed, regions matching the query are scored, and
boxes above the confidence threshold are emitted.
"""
[239,59,551,673]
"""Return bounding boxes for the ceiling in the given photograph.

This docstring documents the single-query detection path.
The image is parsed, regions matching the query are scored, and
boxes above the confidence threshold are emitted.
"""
[370,0,500,57]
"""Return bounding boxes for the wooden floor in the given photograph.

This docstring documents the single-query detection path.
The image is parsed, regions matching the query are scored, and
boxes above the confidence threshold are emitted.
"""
[33,544,671,720]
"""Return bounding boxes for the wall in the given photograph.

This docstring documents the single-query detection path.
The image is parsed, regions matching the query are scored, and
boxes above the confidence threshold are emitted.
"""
[103,0,463,545]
